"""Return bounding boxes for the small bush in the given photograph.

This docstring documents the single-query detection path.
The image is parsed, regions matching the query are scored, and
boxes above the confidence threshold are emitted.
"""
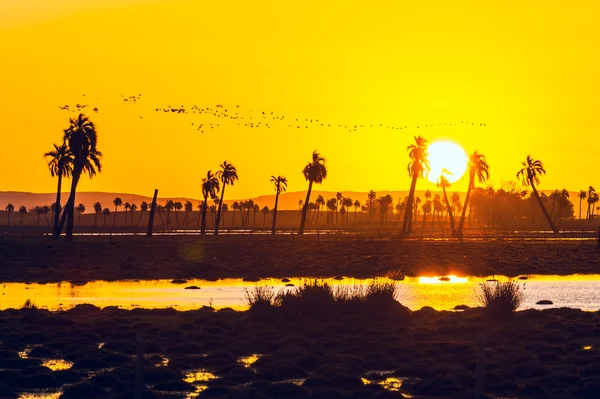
[275,280,336,318]
[23,299,38,310]
[365,279,399,302]
[244,286,276,313]
[476,279,525,317]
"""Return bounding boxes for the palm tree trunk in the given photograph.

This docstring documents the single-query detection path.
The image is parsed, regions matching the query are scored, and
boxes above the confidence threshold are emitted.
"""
[201,195,208,235]
[402,174,418,234]
[458,172,474,234]
[58,165,82,239]
[214,185,226,235]
[271,192,280,235]
[531,182,559,233]
[441,185,455,234]
[299,181,313,234]
[52,174,63,238]
[579,198,582,220]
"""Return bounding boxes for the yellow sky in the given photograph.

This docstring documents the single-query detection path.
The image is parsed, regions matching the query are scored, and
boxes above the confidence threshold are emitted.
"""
[1,0,598,200]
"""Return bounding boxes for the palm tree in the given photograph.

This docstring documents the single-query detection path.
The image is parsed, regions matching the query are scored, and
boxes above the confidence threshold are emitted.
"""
[215,161,238,235]
[326,198,337,224]
[45,142,74,237]
[586,186,597,221]
[174,201,183,226]
[130,204,137,227]
[35,206,43,226]
[342,197,353,223]
[124,202,131,225]
[335,192,343,224]
[261,206,270,224]
[76,203,86,226]
[57,114,102,240]
[367,190,376,221]
[164,200,174,226]
[457,151,490,235]
[113,197,122,226]
[5,204,14,227]
[196,202,203,228]
[102,208,110,226]
[253,204,259,225]
[183,201,193,225]
[432,194,443,228]
[578,190,587,220]
[517,155,559,233]
[19,206,27,226]
[353,200,361,221]
[231,202,240,226]
[437,170,455,234]
[315,195,325,224]
[201,171,220,235]
[402,136,429,234]
[299,151,327,234]
[270,175,288,235]
[422,201,432,224]
[137,201,148,227]
[93,202,102,226]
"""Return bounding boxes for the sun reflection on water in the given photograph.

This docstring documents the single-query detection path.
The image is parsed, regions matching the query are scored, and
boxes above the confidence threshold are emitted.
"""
[418,275,468,284]
[18,392,62,399]
[41,359,74,371]
[238,354,261,368]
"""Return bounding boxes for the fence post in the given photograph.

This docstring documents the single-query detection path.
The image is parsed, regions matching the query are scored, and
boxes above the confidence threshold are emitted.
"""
[475,333,486,398]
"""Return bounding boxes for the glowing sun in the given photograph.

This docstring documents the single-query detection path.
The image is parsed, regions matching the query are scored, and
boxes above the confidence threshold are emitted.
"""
[427,141,468,184]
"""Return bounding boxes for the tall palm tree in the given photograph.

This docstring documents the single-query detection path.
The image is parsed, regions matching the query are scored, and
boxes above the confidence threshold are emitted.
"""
[299,151,327,234]
[102,208,110,226]
[201,171,220,235]
[231,202,240,226]
[45,143,74,237]
[517,155,559,233]
[335,192,343,224]
[76,203,85,226]
[270,175,288,235]
[457,151,490,235]
[215,161,238,235]
[137,201,148,227]
[113,197,122,226]
[437,170,455,234]
[5,204,14,227]
[93,202,102,226]
[578,190,587,220]
[57,114,102,240]
[402,136,429,234]
[19,206,27,226]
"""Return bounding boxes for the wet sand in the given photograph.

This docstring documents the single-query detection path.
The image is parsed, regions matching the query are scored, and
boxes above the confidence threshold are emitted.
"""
[0,236,599,283]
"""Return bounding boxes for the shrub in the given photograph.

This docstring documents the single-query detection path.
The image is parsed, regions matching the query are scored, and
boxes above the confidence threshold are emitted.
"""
[23,299,38,310]
[365,279,399,303]
[275,280,336,318]
[244,286,276,314]
[476,279,525,317]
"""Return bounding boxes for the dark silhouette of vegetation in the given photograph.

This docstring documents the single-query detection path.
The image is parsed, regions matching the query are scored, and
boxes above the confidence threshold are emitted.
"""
[270,175,288,235]
[18,206,27,226]
[137,201,148,227]
[5,203,14,227]
[93,202,102,226]
[403,136,429,234]
[458,151,490,234]
[201,170,220,235]
[476,280,525,318]
[214,161,238,235]
[517,155,558,233]
[102,208,110,226]
[113,197,122,226]
[76,203,85,226]
[45,143,74,237]
[438,170,456,234]
[299,151,327,234]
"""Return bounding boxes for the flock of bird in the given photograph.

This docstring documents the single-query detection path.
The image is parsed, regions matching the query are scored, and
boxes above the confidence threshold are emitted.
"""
[57,93,487,134]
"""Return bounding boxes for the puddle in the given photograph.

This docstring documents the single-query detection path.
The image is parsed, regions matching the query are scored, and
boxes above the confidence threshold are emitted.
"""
[583,345,593,351]
[238,354,261,368]
[183,369,218,384]
[41,359,73,371]
[18,391,62,399]
[1,275,599,312]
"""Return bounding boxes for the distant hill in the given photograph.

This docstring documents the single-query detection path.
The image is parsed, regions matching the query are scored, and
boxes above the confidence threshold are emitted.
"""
[0,189,578,212]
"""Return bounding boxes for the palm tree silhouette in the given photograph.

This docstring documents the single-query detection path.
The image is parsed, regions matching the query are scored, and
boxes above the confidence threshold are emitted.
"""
[315,195,325,224]
[578,190,587,220]
[201,170,220,235]
[57,114,102,240]
[270,175,288,235]
[183,201,193,225]
[438,170,455,234]
[299,151,327,235]
[517,155,558,233]
[261,206,270,224]
[130,204,137,227]
[124,202,131,225]
[231,202,240,227]
[5,204,14,227]
[403,136,429,234]
[137,201,148,227]
[457,151,489,235]
[432,194,443,228]
[113,197,122,226]
[93,202,102,226]
[19,206,27,226]
[368,190,376,221]
[174,201,183,226]
[335,192,343,224]
[586,186,597,221]
[215,161,238,235]
[342,197,353,223]
[102,208,110,226]
[164,200,174,226]
[45,142,74,237]
[76,203,85,226]
[353,200,361,221]
[422,200,432,224]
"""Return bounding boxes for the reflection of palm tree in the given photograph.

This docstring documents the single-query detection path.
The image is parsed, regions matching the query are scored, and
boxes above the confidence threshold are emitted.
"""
[299,151,327,234]
[76,203,85,226]
[578,190,587,220]
[517,155,558,233]
[403,136,429,234]
[201,171,220,235]
[458,151,489,235]
[19,206,27,226]
[58,114,102,240]
[270,175,288,235]
[93,202,102,226]
[45,143,73,237]
[113,197,122,226]
[102,208,110,226]
[5,203,14,227]
[215,161,238,235]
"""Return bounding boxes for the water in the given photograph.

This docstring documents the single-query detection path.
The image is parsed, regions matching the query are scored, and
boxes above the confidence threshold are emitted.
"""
[2,275,599,312]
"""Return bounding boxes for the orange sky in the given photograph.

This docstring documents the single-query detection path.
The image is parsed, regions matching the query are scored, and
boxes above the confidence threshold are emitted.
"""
[1,0,598,200]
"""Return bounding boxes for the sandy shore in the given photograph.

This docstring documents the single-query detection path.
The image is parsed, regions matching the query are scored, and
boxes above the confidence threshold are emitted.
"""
[0,236,598,283]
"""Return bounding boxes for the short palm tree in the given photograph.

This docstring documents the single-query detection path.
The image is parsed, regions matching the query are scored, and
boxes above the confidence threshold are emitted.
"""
[102,208,110,226]
[438,170,455,234]
[517,155,558,233]
[45,142,74,237]
[130,204,137,227]
[183,201,193,225]
[5,203,14,227]
[270,175,288,235]
[19,206,27,226]
[231,202,240,226]
[124,202,131,225]
[174,201,183,226]
[353,200,361,221]
[315,195,325,224]
[93,202,102,226]
[586,186,597,221]
[367,190,376,221]
[113,197,122,226]
[342,197,353,223]
[164,200,174,226]
[403,136,429,234]
[137,201,148,227]
[215,161,238,235]
[57,114,102,240]
[299,151,327,234]
[457,151,490,235]
[578,190,587,220]
[76,203,85,226]
[201,171,220,235]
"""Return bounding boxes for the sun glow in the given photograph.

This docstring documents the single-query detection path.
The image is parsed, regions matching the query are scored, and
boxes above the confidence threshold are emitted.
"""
[418,276,468,284]
[426,141,468,184]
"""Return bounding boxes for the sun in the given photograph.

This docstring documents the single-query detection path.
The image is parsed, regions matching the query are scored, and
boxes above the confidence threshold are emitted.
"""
[426,141,468,184]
